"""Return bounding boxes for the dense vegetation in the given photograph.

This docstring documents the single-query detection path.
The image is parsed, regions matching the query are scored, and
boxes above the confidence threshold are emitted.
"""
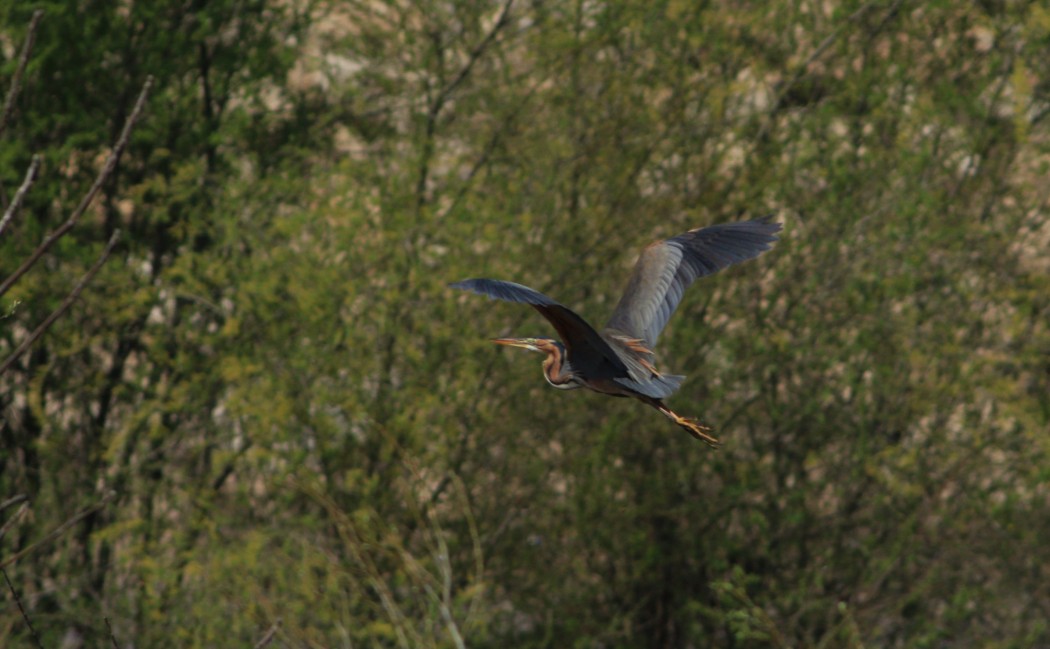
[2,1,1048,647]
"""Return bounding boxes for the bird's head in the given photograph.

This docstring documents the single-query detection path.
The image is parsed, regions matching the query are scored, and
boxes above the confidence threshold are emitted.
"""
[491,337,563,356]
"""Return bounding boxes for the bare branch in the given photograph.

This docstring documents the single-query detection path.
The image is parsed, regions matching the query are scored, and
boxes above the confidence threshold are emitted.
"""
[0,155,41,238]
[0,230,122,376]
[0,490,116,570]
[0,502,29,543]
[2,567,44,649]
[253,619,282,649]
[433,0,515,113]
[415,0,515,213]
[0,75,152,299]
[439,81,538,221]
[0,494,28,513]
[0,9,44,140]
[104,617,121,649]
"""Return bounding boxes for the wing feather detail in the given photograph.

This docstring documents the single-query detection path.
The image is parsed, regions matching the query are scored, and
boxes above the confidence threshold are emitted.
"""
[604,215,781,348]
[613,374,685,398]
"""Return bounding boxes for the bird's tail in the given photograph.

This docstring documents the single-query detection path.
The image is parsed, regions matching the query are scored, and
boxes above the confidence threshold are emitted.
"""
[652,401,720,447]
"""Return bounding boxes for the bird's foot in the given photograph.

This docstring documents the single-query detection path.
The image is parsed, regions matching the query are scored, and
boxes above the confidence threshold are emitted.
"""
[675,415,720,448]
[653,402,721,447]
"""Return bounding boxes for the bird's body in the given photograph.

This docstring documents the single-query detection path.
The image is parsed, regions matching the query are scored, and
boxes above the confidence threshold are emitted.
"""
[451,216,781,446]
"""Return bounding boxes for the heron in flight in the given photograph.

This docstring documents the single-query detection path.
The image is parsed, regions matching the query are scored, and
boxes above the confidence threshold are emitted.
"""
[451,216,781,446]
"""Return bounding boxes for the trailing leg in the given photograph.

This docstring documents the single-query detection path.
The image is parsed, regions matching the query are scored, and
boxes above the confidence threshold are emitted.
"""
[649,399,720,447]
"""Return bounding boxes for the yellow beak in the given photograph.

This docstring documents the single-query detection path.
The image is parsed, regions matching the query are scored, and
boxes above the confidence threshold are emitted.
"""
[491,338,540,352]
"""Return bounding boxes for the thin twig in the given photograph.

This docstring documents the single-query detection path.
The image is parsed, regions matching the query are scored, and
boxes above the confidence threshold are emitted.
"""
[104,617,121,649]
[2,567,45,649]
[0,494,28,513]
[438,79,539,221]
[0,75,152,299]
[434,0,515,111]
[0,490,115,570]
[252,619,282,649]
[0,230,122,376]
[0,502,29,543]
[211,439,253,491]
[0,155,41,238]
[415,0,515,214]
[0,9,43,139]
[424,581,468,649]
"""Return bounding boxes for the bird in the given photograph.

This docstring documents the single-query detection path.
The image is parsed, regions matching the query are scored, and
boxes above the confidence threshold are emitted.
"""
[450,215,781,446]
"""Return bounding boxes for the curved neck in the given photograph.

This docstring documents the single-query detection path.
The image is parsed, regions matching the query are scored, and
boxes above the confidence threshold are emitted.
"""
[542,344,577,389]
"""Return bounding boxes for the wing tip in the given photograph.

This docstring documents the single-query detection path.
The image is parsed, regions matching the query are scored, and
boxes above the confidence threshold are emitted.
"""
[449,277,561,306]
[449,278,507,302]
[754,213,784,236]
[689,213,783,236]
[449,278,478,290]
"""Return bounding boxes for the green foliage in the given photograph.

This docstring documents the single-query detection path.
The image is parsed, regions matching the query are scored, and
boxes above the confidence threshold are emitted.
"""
[3,0,1049,647]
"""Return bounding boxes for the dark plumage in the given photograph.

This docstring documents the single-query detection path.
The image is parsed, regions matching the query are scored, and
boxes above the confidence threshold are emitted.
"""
[451,215,781,446]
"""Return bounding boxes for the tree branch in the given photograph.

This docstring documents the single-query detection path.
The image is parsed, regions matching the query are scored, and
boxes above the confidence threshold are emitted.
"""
[0,9,43,140]
[0,490,115,570]
[0,155,41,238]
[0,230,122,376]
[415,0,515,213]
[252,619,282,648]
[0,502,29,543]
[439,81,538,221]
[2,567,44,649]
[433,0,515,114]
[0,75,152,299]
[104,617,121,649]
[0,494,28,513]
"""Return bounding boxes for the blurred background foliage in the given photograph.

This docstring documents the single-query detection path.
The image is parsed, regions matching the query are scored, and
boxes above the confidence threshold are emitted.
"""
[2,0,1049,647]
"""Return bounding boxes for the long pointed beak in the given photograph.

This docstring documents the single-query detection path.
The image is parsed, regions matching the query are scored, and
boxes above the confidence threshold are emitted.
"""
[491,338,538,351]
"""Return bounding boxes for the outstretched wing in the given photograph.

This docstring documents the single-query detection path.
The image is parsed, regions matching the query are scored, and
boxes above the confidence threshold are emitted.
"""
[450,278,629,375]
[604,215,781,348]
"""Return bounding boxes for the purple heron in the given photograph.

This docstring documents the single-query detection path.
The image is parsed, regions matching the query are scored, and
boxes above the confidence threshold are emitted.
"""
[451,216,781,446]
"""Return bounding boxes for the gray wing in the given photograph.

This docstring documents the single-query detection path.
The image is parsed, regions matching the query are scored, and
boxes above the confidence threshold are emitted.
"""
[450,278,629,375]
[604,215,781,348]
